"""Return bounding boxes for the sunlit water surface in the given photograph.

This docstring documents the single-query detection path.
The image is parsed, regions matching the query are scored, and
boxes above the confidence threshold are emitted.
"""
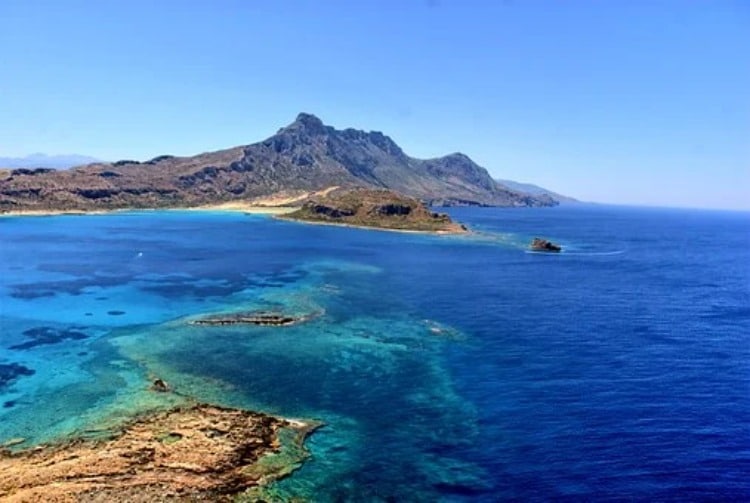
[1,206,748,501]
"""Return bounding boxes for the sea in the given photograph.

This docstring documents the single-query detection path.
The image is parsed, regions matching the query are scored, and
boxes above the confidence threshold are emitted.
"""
[0,205,748,501]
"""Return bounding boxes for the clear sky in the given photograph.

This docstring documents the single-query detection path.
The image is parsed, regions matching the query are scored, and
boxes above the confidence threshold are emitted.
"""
[1,1,748,209]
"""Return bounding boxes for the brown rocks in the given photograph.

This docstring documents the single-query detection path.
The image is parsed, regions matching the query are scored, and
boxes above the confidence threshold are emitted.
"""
[150,378,170,392]
[282,188,469,234]
[0,114,557,214]
[530,237,562,253]
[189,311,315,327]
[0,404,317,502]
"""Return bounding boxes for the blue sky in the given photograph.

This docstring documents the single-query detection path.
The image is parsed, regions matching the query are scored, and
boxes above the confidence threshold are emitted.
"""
[1,1,748,209]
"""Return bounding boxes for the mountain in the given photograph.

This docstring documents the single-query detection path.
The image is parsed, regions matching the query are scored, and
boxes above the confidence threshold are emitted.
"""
[0,154,101,170]
[495,179,577,204]
[0,114,556,212]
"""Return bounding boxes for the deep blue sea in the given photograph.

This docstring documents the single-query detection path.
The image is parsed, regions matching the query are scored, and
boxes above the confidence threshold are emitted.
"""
[1,205,748,501]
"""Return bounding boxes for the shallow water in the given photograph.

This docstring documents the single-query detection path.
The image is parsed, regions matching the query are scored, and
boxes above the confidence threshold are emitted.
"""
[1,206,748,500]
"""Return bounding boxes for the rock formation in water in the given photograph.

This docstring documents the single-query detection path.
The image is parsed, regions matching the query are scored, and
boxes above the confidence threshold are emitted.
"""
[190,311,314,327]
[530,238,562,252]
[282,188,469,233]
[0,113,558,213]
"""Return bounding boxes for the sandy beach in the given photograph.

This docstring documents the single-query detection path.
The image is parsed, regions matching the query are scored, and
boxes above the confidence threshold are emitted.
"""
[0,188,343,218]
[0,204,297,218]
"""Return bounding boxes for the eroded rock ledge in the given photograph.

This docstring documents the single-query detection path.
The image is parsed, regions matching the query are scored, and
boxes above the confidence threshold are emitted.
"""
[0,404,318,502]
[189,310,318,327]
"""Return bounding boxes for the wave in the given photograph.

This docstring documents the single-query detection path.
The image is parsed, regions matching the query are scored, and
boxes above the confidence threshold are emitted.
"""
[524,249,626,256]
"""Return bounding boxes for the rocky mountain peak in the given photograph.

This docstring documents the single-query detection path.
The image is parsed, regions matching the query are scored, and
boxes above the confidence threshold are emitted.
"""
[366,130,404,157]
[278,113,329,136]
[443,152,472,162]
[1,113,560,212]
[295,112,325,128]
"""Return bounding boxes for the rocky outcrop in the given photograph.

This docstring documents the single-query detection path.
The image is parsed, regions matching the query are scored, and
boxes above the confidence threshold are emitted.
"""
[282,188,468,233]
[308,204,356,219]
[190,311,315,327]
[150,378,170,392]
[530,238,562,252]
[0,404,318,502]
[0,114,558,213]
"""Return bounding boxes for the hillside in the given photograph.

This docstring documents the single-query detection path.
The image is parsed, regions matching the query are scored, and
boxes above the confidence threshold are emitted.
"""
[496,179,578,203]
[281,188,467,233]
[0,114,557,212]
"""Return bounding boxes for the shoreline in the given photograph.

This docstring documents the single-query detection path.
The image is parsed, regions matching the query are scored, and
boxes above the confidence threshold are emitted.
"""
[0,401,320,500]
[0,203,298,218]
[277,214,470,235]
[0,204,469,235]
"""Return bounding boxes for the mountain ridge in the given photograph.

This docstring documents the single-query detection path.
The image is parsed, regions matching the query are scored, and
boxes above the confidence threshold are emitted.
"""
[0,114,557,212]
[495,179,577,204]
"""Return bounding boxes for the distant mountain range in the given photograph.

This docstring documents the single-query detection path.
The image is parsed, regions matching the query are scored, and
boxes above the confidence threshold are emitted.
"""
[495,179,577,203]
[0,114,567,212]
[0,154,101,170]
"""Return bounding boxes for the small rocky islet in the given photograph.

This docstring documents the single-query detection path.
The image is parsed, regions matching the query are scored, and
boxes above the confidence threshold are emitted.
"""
[189,310,319,327]
[529,237,562,253]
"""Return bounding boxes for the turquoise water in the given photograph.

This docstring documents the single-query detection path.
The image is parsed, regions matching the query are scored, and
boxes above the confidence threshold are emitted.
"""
[1,206,749,500]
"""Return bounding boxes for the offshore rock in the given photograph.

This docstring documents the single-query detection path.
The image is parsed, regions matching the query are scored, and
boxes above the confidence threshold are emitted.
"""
[150,378,170,392]
[530,237,562,252]
[189,311,318,327]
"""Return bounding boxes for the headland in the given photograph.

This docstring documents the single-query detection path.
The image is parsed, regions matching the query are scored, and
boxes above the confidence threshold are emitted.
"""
[280,188,469,234]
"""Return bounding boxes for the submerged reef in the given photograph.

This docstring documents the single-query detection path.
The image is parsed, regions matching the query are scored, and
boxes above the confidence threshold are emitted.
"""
[0,404,318,502]
[0,364,35,390]
[8,326,88,351]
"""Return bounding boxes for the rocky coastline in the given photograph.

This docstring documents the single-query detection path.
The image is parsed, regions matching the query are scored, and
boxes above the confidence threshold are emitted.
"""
[0,403,318,502]
[280,188,469,234]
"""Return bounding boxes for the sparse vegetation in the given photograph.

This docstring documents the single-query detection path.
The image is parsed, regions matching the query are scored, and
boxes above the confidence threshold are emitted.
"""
[282,188,467,233]
[145,155,175,165]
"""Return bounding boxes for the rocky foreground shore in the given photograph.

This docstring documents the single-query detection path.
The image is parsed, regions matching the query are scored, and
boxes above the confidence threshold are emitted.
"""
[0,404,317,502]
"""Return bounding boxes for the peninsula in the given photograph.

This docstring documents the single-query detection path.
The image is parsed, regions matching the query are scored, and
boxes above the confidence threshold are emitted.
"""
[280,188,468,234]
